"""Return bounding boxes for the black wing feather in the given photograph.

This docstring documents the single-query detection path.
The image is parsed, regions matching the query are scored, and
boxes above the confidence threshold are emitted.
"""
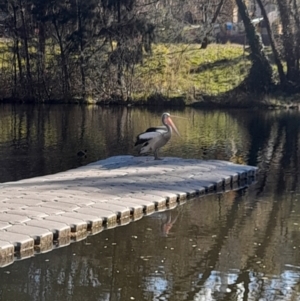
[135,137,151,147]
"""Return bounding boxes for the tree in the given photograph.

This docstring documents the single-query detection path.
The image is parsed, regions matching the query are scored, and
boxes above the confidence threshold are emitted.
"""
[201,0,227,49]
[235,0,273,92]
[277,0,298,82]
[97,0,155,100]
[31,0,48,99]
[255,0,286,88]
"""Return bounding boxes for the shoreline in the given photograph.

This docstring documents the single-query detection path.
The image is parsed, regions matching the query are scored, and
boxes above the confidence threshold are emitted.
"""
[0,90,299,110]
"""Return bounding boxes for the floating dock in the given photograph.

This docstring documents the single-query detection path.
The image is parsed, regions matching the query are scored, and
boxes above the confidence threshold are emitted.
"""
[0,156,257,267]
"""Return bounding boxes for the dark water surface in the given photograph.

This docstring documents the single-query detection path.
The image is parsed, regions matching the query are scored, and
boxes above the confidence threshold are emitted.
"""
[1,104,300,301]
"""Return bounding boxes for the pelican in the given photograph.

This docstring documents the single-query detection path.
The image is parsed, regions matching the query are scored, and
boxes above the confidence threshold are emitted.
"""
[134,112,180,160]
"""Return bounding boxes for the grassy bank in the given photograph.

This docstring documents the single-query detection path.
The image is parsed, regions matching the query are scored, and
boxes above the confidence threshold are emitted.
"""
[0,39,296,109]
[127,43,300,109]
[130,43,251,104]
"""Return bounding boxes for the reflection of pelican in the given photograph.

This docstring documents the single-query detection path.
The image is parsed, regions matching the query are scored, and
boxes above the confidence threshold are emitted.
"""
[161,211,179,236]
[134,113,180,160]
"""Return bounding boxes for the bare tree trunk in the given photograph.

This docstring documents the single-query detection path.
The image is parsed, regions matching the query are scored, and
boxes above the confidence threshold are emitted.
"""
[291,0,300,73]
[53,20,70,98]
[12,46,17,96]
[256,0,286,87]
[235,0,273,92]
[38,21,51,100]
[12,5,23,95]
[19,0,33,99]
[77,0,86,100]
[38,21,45,74]
[201,0,226,49]
[277,0,297,81]
[116,0,126,100]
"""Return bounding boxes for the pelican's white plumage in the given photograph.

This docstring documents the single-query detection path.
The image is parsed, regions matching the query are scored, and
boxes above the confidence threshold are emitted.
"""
[134,113,179,160]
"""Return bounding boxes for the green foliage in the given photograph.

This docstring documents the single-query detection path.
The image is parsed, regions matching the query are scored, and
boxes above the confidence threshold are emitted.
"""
[0,0,155,101]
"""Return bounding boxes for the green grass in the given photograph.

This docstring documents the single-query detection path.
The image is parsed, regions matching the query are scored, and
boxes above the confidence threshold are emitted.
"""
[131,43,251,101]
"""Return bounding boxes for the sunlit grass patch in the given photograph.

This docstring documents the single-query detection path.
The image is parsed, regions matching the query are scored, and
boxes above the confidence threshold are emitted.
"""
[132,43,251,100]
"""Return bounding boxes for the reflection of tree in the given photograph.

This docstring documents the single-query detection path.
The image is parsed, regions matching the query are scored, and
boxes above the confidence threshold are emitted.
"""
[168,191,249,300]
[244,111,300,196]
[218,110,300,300]
[0,105,109,182]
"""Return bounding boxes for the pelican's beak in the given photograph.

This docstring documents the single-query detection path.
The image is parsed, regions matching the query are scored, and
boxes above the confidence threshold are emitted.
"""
[167,117,180,136]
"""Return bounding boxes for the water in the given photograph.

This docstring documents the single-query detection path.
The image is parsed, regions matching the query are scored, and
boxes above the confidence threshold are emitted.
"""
[1,104,300,301]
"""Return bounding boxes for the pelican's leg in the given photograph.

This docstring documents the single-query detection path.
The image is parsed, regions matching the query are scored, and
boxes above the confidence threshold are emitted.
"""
[154,149,162,160]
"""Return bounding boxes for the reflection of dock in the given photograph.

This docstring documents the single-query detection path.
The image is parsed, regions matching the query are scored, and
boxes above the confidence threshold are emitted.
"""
[0,156,257,267]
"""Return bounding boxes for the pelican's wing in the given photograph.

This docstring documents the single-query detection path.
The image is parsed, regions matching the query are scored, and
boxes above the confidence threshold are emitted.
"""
[135,126,167,147]
[138,131,161,140]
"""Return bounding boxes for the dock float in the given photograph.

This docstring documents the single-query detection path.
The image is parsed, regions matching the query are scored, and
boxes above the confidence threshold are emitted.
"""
[0,156,257,267]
